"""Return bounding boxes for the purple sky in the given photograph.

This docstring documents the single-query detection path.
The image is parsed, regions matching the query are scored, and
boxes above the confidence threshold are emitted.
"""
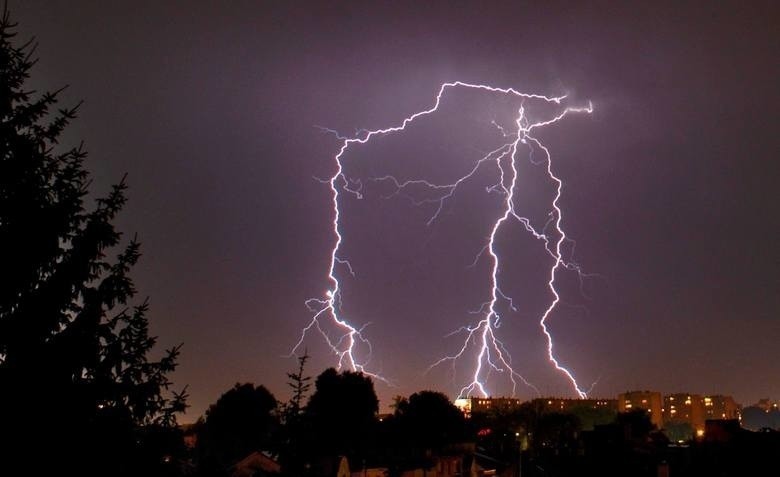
[13,1,779,420]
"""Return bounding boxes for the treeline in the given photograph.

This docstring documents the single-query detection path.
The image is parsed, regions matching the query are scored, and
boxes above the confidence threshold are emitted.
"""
[187,355,470,476]
[180,363,780,477]
[179,356,654,477]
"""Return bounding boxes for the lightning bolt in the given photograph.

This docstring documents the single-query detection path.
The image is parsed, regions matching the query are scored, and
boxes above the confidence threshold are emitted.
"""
[293,81,593,398]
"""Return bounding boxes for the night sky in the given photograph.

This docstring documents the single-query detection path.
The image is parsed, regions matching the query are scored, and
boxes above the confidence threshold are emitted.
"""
[13,1,779,421]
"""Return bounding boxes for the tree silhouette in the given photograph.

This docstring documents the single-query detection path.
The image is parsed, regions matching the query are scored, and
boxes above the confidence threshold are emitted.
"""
[280,352,312,474]
[305,368,379,463]
[196,383,279,476]
[470,401,539,463]
[663,421,694,442]
[0,8,185,475]
[616,408,655,443]
[284,351,311,421]
[394,390,467,453]
[534,412,581,453]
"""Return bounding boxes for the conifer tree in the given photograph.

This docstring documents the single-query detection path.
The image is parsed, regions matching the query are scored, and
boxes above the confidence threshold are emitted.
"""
[284,351,311,421]
[0,8,185,475]
[280,352,311,474]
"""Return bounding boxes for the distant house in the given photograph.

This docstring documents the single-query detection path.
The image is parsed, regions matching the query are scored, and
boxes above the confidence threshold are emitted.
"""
[398,454,478,477]
[334,457,351,477]
[180,423,199,449]
[311,455,351,477]
[231,451,281,477]
[351,468,389,477]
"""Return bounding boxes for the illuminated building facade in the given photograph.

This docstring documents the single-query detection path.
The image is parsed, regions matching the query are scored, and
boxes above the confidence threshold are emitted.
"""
[533,398,617,413]
[704,394,740,420]
[618,390,663,428]
[453,396,523,417]
[453,392,741,433]
[454,396,617,419]
[663,393,706,435]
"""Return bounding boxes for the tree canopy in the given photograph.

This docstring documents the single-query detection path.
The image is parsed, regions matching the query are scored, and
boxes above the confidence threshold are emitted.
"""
[0,8,184,475]
[393,390,467,452]
[196,383,278,475]
[305,368,379,462]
